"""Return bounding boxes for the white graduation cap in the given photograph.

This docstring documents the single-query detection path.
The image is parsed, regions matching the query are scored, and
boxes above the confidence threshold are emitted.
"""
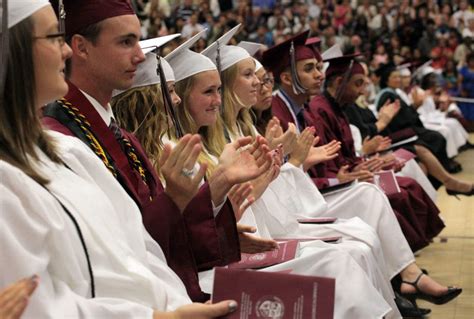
[321,44,343,73]
[2,0,50,29]
[412,60,434,80]
[202,24,250,71]
[237,41,262,57]
[321,43,343,61]
[165,29,216,82]
[238,41,263,72]
[396,63,412,77]
[139,33,181,55]
[112,53,174,97]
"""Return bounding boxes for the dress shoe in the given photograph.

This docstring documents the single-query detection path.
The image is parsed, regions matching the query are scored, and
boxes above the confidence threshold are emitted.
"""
[395,292,431,318]
[401,272,463,305]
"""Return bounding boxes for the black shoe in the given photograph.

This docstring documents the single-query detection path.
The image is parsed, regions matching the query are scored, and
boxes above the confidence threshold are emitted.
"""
[401,272,463,305]
[459,142,474,152]
[395,292,431,318]
[446,185,474,199]
[447,160,463,174]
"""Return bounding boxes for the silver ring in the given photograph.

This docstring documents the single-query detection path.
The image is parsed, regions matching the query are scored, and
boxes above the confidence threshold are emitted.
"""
[181,168,194,177]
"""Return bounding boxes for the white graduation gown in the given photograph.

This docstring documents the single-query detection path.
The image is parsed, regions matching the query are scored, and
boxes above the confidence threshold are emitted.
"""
[0,132,191,318]
[418,96,468,158]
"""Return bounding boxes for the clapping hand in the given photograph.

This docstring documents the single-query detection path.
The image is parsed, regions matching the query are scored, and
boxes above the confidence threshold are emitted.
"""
[303,139,341,170]
[265,117,297,156]
[155,300,238,319]
[361,135,391,155]
[336,165,373,183]
[0,275,38,319]
[209,136,273,207]
[228,182,255,222]
[160,134,208,212]
[288,127,316,168]
[236,224,278,254]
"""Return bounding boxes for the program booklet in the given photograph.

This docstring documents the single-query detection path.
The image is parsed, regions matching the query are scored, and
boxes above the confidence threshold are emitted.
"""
[393,148,416,164]
[374,170,401,195]
[212,268,336,319]
[228,240,299,270]
[297,217,338,224]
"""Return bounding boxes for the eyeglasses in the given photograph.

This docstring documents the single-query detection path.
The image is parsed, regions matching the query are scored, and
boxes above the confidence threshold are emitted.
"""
[258,75,275,90]
[33,32,66,47]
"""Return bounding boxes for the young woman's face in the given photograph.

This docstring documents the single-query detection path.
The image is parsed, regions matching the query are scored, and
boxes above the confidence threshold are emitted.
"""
[253,68,274,112]
[187,70,221,127]
[387,71,402,89]
[167,81,181,106]
[32,6,72,106]
[232,57,260,109]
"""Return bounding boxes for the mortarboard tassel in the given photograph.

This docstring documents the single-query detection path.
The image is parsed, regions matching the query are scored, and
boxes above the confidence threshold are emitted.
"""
[156,55,184,138]
[58,0,66,33]
[0,0,9,107]
[335,60,353,105]
[215,39,226,116]
[289,41,307,95]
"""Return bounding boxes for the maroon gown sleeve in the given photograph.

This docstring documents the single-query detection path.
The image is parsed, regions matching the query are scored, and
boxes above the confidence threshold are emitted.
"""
[182,183,240,270]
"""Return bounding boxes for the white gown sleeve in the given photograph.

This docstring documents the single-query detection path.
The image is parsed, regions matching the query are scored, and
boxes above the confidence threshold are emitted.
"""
[0,175,154,319]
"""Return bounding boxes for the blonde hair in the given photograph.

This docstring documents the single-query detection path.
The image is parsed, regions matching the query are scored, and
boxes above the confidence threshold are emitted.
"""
[175,74,227,176]
[111,84,170,173]
[221,63,256,139]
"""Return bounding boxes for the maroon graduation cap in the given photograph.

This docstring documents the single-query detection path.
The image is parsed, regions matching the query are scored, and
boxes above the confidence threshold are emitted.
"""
[261,30,316,95]
[52,0,135,38]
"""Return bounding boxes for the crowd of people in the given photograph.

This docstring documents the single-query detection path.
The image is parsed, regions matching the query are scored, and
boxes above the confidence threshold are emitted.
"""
[133,0,474,122]
[0,0,473,319]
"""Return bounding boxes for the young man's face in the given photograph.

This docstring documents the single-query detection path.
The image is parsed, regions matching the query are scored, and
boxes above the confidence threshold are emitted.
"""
[294,58,325,96]
[78,14,145,93]
[339,73,366,105]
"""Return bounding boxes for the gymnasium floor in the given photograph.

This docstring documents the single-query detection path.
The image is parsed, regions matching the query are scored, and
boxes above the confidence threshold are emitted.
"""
[414,135,473,318]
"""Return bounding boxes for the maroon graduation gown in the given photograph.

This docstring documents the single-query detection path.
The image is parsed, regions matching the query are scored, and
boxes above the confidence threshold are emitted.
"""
[307,92,445,251]
[272,90,337,189]
[42,82,240,301]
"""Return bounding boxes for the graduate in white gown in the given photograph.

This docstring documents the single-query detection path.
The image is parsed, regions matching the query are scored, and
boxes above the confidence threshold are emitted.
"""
[0,1,245,317]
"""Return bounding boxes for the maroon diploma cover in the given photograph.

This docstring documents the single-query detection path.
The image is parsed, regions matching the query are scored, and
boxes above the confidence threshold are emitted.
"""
[228,240,299,270]
[212,268,336,319]
[374,170,401,195]
[392,148,417,164]
[297,217,338,224]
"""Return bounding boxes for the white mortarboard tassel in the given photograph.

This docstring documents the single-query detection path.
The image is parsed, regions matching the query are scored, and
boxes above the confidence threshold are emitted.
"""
[1,0,50,29]
[165,29,216,82]
[112,53,174,97]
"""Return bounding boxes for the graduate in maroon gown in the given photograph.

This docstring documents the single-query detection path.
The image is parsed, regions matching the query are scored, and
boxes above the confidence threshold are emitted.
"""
[42,0,269,302]
[308,54,445,252]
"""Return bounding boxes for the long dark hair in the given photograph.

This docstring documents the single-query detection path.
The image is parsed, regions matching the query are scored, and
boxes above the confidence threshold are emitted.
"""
[0,16,62,184]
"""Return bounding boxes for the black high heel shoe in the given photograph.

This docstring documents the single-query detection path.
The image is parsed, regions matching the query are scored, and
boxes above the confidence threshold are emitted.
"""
[446,185,474,199]
[395,292,431,318]
[401,272,463,305]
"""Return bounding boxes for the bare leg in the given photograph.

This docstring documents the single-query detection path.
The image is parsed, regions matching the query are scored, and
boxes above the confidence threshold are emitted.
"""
[414,145,472,192]
[400,263,451,296]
